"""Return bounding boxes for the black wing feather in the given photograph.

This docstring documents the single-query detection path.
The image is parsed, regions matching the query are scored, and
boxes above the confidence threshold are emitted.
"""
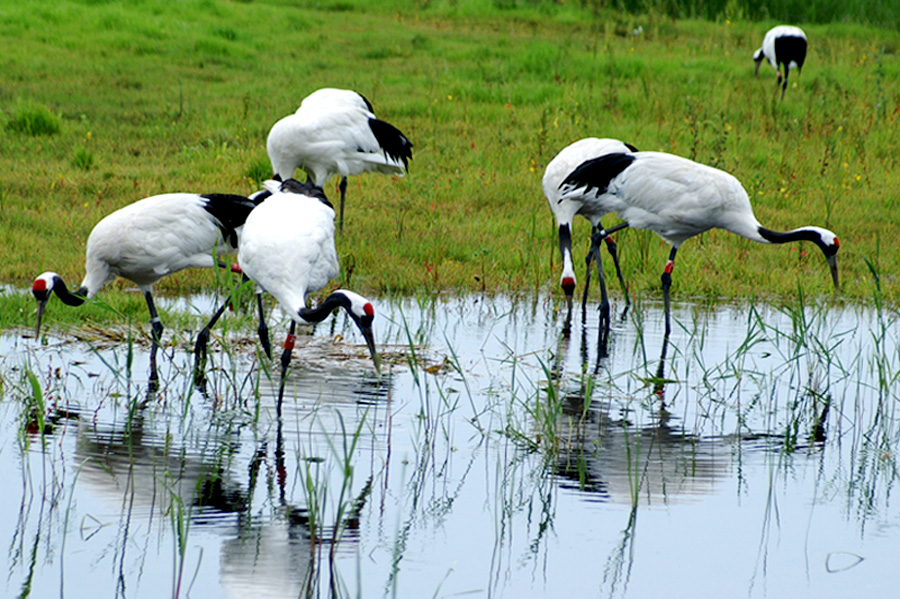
[560,153,636,196]
[200,193,257,248]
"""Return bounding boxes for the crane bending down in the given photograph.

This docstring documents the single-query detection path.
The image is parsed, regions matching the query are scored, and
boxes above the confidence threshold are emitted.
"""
[559,150,840,385]
[753,25,807,99]
[33,192,257,389]
[225,178,380,411]
[266,88,413,231]
[544,137,638,337]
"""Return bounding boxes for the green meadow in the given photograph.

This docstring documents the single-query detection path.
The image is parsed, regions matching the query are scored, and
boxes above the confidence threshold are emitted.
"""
[1,0,899,331]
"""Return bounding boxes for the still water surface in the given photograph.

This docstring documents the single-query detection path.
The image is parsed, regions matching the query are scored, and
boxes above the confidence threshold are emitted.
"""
[1,294,898,598]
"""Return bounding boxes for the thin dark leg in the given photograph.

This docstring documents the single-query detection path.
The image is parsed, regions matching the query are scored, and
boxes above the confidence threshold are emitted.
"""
[780,68,789,99]
[194,274,252,384]
[580,226,601,318]
[594,246,611,353]
[338,176,348,232]
[585,224,631,341]
[257,292,271,360]
[583,223,631,318]
[276,321,297,418]
[143,290,164,391]
[655,247,678,393]
[603,234,631,319]
[193,294,234,384]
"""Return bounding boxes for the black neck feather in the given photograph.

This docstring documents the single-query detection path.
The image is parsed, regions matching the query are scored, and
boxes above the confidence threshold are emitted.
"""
[298,292,351,324]
[758,227,833,255]
[558,223,572,259]
[48,276,88,307]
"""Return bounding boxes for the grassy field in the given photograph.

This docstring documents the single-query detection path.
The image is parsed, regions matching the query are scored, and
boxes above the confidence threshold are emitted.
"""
[1,0,899,332]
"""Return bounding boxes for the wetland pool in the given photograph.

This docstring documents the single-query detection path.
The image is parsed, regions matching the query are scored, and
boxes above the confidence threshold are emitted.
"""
[2,293,899,598]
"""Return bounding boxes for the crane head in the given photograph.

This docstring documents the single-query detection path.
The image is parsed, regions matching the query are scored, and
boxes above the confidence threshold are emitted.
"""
[31,272,57,338]
[339,291,381,373]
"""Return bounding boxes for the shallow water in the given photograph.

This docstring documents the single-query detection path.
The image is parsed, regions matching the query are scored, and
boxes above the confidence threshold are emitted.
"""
[2,294,899,598]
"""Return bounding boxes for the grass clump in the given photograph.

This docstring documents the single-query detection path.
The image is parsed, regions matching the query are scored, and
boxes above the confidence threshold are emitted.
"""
[5,102,61,136]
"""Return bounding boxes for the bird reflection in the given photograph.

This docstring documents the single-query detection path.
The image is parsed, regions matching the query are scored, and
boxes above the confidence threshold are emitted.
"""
[552,403,728,505]
[71,368,384,598]
[548,338,728,505]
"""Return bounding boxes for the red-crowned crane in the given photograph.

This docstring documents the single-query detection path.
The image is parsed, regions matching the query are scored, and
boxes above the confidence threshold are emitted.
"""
[558,150,839,386]
[32,192,257,389]
[753,25,807,99]
[234,178,380,412]
[266,88,413,231]
[543,137,638,337]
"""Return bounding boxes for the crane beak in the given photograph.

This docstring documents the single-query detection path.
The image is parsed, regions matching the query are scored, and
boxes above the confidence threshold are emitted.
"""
[359,325,381,374]
[34,299,47,338]
[827,254,840,291]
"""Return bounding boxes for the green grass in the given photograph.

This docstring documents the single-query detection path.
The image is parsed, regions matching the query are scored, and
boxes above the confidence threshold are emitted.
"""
[2,0,899,333]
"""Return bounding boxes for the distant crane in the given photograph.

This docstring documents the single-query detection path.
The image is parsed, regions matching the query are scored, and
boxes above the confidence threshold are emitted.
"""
[266,88,413,231]
[33,192,257,389]
[231,178,380,411]
[753,25,807,99]
[543,137,638,336]
[559,150,839,384]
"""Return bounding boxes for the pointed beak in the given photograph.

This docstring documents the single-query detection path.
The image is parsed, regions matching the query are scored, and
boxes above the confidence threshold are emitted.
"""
[827,254,840,291]
[34,298,47,338]
[359,324,381,374]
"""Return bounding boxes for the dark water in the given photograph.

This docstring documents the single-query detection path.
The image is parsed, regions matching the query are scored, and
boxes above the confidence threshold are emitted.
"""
[1,294,898,598]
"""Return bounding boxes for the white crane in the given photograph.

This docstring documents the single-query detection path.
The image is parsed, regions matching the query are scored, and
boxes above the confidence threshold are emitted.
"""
[266,88,413,231]
[32,192,257,388]
[544,137,638,336]
[753,25,807,99]
[559,150,839,384]
[234,178,380,411]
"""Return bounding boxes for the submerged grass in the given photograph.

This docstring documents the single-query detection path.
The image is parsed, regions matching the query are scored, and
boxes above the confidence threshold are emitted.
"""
[1,0,900,336]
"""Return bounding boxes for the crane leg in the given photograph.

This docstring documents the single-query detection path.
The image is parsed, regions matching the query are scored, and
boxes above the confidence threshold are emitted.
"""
[338,176,348,232]
[193,295,234,384]
[780,69,789,100]
[585,223,631,349]
[603,232,631,319]
[584,229,611,356]
[143,290,164,391]
[194,275,253,384]
[655,247,678,394]
[580,228,599,318]
[257,291,271,360]
[276,321,297,418]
